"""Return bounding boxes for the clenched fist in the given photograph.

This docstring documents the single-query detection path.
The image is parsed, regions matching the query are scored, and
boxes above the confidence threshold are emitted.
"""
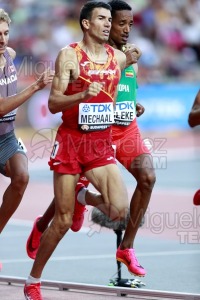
[83,81,103,100]
[122,44,142,68]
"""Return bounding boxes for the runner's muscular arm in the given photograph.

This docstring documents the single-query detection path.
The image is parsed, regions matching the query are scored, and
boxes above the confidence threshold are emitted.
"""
[125,46,144,117]
[133,63,145,117]
[113,88,118,106]
[188,90,200,127]
[48,47,102,114]
[112,49,126,107]
[123,43,141,74]
[0,50,54,118]
[114,48,144,116]
[131,56,144,117]
[114,48,126,71]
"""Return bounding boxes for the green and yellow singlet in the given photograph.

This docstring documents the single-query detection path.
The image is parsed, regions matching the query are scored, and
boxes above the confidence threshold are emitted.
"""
[114,64,137,126]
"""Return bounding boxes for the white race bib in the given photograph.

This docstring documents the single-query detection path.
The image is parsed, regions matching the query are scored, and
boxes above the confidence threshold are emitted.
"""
[78,102,114,131]
[114,101,136,126]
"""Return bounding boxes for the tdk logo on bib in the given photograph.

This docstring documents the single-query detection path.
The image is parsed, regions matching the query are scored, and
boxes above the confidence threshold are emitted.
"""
[82,104,90,113]
[114,101,136,126]
[82,103,112,113]
[115,102,134,111]
[79,102,114,131]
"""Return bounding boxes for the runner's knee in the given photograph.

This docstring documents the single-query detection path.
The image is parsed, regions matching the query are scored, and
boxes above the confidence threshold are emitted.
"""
[11,171,29,191]
[139,169,156,191]
[55,212,73,236]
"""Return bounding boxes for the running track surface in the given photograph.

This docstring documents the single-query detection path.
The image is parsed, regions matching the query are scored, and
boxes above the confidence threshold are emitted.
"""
[0,129,200,298]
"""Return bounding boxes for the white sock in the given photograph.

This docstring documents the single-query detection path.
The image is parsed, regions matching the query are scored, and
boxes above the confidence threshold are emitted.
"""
[26,275,41,285]
[77,187,87,205]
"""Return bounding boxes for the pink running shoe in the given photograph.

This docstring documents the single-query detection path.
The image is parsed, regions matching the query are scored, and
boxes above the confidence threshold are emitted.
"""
[24,282,43,300]
[116,247,146,277]
[26,216,42,260]
[0,262,2,271]
[71,183,87,232]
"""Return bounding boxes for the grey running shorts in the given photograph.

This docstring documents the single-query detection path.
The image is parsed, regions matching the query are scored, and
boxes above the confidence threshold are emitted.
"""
[0,130,26,175]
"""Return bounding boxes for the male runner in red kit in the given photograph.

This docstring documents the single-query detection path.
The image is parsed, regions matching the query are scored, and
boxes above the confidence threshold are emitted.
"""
[26,0,154,282]
[24,2,129,299]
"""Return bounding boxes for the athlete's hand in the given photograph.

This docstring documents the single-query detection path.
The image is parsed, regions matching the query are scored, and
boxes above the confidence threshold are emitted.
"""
[123,44,142,68]
[83,82,103,100]
[136,103,145,117]
[35,68,55,90]
[125,44,142,59]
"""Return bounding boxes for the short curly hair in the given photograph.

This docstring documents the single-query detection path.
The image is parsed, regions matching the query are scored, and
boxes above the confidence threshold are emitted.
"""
[0,8,11,25]
[108,0,132,17]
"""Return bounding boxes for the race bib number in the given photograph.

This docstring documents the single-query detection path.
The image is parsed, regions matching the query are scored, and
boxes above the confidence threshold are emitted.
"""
[114,101,136,126]
[78,102,114,131]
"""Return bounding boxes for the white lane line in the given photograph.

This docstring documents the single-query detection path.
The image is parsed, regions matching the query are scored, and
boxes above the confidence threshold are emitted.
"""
[1,250,200,264]
[1,229,88,236]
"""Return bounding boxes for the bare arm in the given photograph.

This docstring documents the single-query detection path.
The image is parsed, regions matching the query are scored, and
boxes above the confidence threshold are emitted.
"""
[113,49,144,117]
[123,43,142,69]
[0,68,54,117]
[188,90,200,127]
[48,47,103,114]
[113,88,118,106]
[126,45,144,115]
[114,48,126,71]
